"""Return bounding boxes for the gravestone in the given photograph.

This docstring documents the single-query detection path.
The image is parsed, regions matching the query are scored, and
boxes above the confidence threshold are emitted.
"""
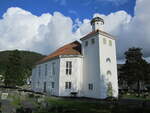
[1,93,8,100]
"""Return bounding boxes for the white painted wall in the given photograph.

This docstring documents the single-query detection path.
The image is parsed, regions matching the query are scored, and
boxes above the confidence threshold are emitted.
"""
[92,21,104,31]
[81,33,118,99]
[31,56,83,97]
[82,35,102,99]
[99,34,118,98]
[31,67,37,90]
[31,34,118,99]
[59,56,83,97]
[31,58,60,96]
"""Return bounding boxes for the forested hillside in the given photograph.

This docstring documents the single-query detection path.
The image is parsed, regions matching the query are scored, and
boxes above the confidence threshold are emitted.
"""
[0,50,45,75]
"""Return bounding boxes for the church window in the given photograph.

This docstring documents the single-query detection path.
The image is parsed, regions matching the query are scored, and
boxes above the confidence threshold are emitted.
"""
[65,82,71,89]
[85,41,88,47]
[66,61,72,75]
[38,66,41,77]
[103,38,106,44]
[44,82,46,92]
[109,40,112,46]
[52,62,55,75]
[106,58,111,63]
[52,82,55,88]
[91,38,95,44]
[88,83,93,90]
[45,64,47,76]
[107,70,112,76]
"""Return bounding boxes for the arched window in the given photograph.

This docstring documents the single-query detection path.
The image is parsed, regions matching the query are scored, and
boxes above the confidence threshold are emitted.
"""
[107,70,112,76]
[106,58,111,63]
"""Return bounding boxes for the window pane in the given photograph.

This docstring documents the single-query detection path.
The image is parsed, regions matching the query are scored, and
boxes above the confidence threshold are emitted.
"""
[69,82,71,89]
[91,84,93,90]
[103,38,106,44]
[66,69,68,75]
[66,61,72,75]
[109,40,112,46]
[69,62,72,68]
[52,63,55,75]
[91,38,95,44]
[66,62,69,68]
[69,69,72,75]
[45,64,47,76]
[106,58,111,63]
[88,83,93,90]
[85,41,88,46]
[52,82,54,88]
[107,71,112,75]
[88,84,90,90]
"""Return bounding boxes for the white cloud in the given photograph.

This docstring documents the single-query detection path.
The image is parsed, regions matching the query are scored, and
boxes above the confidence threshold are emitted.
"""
[0,7,51,53]
[34,12,77,53]
[77,0,150,59]
[116,0,150,59]
[0,7,76,54]
[0,0,150,61]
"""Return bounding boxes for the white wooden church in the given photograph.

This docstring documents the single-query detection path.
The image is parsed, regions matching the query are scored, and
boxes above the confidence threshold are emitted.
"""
[31,17,118,99]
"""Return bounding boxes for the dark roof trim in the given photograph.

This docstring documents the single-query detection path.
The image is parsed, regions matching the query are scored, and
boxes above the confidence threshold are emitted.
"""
[80,30,115,41]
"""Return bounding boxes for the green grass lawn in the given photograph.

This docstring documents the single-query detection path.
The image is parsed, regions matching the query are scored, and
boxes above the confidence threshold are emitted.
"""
[35,97,114,113]
[2,91,150,113]
[121,93,150,101]
[34,96,150,113]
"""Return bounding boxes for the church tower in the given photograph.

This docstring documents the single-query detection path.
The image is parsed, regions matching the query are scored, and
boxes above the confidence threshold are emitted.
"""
[81,17,118,99]
[91,16,104,31]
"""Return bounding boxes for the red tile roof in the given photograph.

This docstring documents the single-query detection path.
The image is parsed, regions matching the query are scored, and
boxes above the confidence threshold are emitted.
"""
[36,41,81,64]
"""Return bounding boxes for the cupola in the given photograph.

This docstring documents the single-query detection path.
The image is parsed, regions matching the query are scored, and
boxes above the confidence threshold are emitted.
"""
[90,17,104,31]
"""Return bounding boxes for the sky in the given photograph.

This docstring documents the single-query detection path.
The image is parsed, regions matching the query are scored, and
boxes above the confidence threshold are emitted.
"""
[0,0,150,62]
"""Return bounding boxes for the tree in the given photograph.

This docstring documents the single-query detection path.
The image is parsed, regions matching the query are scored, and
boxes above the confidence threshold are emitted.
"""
[107,82,113,97]
[4,50,26,86]
[119,47,150,95]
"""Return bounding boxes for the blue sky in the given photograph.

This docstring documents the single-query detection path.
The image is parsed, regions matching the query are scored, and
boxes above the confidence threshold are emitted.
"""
[0,0,136,20]
[0,0,150,61]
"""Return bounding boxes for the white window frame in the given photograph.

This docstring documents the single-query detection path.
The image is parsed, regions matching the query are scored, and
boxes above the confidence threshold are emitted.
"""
[109,40,112,46]
[91,38,95,44]
[66,61,72,75]
[52,62,55,75]
[106,58,111,63]
[65,82,71,89]
[52,82,55,88]
[107,70,112,76]
[85,41,88,47]
[88,83,93,90]
[45,64,47,76]
[103,38,107,44]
